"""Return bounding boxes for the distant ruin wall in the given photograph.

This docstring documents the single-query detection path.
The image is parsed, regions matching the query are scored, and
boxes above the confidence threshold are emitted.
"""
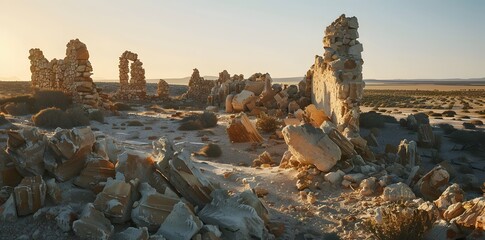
[183,68,215,103]
[116,51,147,100]
[29,39,100,108]
[310,14,364,138]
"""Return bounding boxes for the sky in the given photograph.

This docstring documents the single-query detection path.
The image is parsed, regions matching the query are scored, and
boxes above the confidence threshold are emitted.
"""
[1,0,484,81]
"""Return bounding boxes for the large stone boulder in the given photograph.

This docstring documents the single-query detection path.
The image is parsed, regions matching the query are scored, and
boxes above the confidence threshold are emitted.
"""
[282,124,341,172]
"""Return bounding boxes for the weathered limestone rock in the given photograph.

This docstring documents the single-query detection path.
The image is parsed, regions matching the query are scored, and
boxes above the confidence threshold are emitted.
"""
[183,69,215,103]
[156,201,203,240]
[434,183,464,211]
[414,165,450,201]
[0,150,22,188]
[13,176,46,216]
[72,203,114,240]
[157,79,170,99]
[45,178,62,204]
[74,157,115,192]
[417,123,436,148]
[321,121,357,158]
[359,177,378,196]
[282,124,341,172]
[131,183,179,232]
[452,197,485,231]
[116,50,147,100]
[305,104,329,127]
[397,139,419,167]
[308,15,364,139]
[114,227,149,240]
[232,90,256,112]
[443,202,465,221]
[324,170,345,185]
[6,127,46,176]
[198,190,266,240]
[29,39,101,107]
[226,113,263,143]
[0,193,17,222]
[244,81,265,96]
[44,127,95,181]
[93,178,137,223]
[382,182,416,202]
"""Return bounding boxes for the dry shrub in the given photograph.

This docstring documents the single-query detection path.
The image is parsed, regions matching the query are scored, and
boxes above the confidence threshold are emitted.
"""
[463,122,476,129]
[0,114,9,126]
[33,90,71,111]
[437,123,455,135]
[113,102,133,111]
[470,119,484,126]
[256,113,280,133]
[4,102,30,116]
[194,143,222,158]
[126,120,144,126]
[89,110,104,123]
[178,112,218,131]
[364,204,434,240]
[66,107,90,127]
[32,107,73,129]
[360,111,397,129]
[442,110,456,117]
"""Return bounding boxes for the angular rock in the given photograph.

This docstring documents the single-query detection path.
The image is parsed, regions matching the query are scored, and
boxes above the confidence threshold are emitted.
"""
[6,127,46,176]
[453,197,485,230]
[359,177,378,196]
[93,178,137,223]
[304,104,329,127]
[13,176,46,216]
[232,90,256,112]
[0,150,23,187]
[415,165,449,201]
[434,183,464,211]
[198,190,266,240]
[244,81,265,96]
[443,202,465,221]
[382,182,416,202]
[74,157,115,192]
[0,194,17,222]
[72,203,114,240]
[45,178,62,204]
[114,227,149,240]
[131,183,179,232]
[322,122,357,157]
[397,139,418,167]
[282,124,341,172]
[156,201,203,240]
[44,127,95,181]
[226,113,263,143]
[417,123,436,148]
[324,170,345,185]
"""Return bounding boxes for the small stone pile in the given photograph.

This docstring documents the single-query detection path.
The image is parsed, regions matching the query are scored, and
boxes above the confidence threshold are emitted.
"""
[182,68,215,103]
[157,79,170,99]
[117,51,147,100]
[0,127,271,239]
[28,39,101,108]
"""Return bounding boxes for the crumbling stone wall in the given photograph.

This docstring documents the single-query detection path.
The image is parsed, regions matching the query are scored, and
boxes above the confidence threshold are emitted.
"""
[157,79,169,99]
[183,68,215,103]
[308,14,364,138]
[28,39,100,108]
[117,51,147,100]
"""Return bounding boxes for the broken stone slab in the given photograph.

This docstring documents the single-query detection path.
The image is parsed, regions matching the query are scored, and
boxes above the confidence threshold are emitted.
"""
[93,137,124,164]
[321,122,357,158]
[397,139,418,167]
[443,202,465,221]
[45,178,62,204]
[417,123,436,148]
[116,149,173,194]
[414,165,450,201]
[93,178,137,223]
[282,124,341,172]
[13,175,46,216]
[0,194,17,222]
[452,197,485,231]
[244,80,265,95]
[156,201,203,240]
[434,183,464,212]
[72,203,114,240]
[304,104,329,127]
[152,137,175,164]
[131,183,180,232]
[0,150,23,188]
[44,127,96,181]
[198,190,267,240]
[382,182,416,202]
[160,151,216,208]
[226,113,263,143]
[114,227,149,240]
[232,90,256,112]
[274,90,289,109]
[74,156,115,192]
[6,127,46,176]
[324,170,345,185]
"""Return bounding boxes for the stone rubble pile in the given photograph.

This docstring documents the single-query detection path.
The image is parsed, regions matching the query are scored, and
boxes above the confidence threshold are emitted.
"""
[182,68,216,103]
[116,51,147,100]
[157,79,170,100]
[29,39,103,108]
[0,126,271,240]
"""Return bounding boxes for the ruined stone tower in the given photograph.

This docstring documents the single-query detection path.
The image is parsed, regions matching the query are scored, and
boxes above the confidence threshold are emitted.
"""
[117,51,147,100]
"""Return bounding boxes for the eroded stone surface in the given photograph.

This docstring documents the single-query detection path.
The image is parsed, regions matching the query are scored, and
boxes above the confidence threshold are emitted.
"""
[72,203,114,240]
[13,176,46,216]
[117,51,147,100]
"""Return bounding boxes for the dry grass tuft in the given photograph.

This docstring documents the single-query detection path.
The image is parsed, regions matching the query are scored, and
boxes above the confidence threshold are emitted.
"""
[256,113,280,133]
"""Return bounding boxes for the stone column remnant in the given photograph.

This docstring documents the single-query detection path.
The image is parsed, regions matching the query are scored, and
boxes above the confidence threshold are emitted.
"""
[116,51,147,100]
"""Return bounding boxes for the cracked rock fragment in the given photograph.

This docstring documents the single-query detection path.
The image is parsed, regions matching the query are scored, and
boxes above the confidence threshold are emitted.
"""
[74,156,115,192]
[44,127,96,181]
[6,127,46,176]
[72,203,114,240]
[156,201,203,240]
[0,150,22,187]
[131,183,179,232]
[226,113,263,143]
[13,175,46,216]
[114,227,149,240]
[414,165,449,201]
[93,178,137,223]
[0,193,17,222]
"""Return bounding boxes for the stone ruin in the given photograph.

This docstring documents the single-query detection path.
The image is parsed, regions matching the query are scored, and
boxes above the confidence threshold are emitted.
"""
[157,79,169,99]
[28,39,101,108]
[182,68,215,103]
[116,51,147,100]
[307,14,364,139]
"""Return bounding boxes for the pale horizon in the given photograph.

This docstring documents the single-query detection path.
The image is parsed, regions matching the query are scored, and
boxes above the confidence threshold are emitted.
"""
[1,0,484,82]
